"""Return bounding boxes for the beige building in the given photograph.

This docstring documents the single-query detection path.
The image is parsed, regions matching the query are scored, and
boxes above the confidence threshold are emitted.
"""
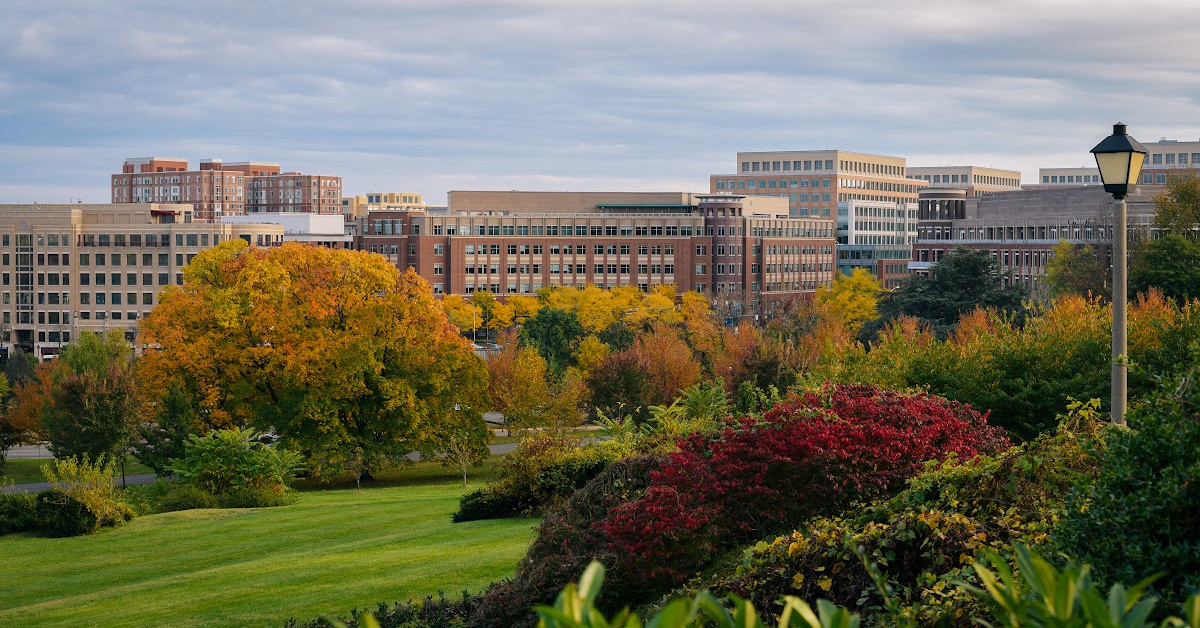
[341,192,426,218]
[0,203,283,359]
[906,166,1023,197]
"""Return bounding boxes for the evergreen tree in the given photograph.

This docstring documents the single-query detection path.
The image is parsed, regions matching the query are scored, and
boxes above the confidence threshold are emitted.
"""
[1129,234,1200,302]
[4,348,34,389]
[866,248,1026,340]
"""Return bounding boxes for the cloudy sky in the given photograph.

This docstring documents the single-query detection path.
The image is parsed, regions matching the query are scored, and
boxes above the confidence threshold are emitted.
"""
[2,0,1198,205]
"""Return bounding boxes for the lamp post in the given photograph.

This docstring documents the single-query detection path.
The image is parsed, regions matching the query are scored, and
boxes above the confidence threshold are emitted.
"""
[1091,122,1148,425]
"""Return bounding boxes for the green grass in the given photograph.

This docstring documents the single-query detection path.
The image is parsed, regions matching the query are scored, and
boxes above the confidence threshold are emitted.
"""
[0,460,537,627]
[1,455,153,485]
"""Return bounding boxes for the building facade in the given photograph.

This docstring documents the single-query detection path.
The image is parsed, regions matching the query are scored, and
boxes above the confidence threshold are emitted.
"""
[112,157,342,221]
[0,203,283,359]
[354,191,836,319]
[906,166,1022,197]
[342,192,427,218]
[908,186,1157,295]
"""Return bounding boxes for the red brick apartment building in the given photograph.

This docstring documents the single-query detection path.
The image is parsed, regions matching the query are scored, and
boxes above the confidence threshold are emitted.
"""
[111,157,342,221]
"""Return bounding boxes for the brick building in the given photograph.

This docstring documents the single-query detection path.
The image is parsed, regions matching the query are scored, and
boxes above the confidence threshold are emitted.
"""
[355,191,835,319]
[112,157,342,221]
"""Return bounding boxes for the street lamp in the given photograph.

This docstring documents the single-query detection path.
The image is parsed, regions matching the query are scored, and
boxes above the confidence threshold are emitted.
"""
[1091,122,1148,425]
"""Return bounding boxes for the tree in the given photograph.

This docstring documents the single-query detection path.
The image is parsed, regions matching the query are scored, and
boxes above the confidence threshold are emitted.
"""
[0,375,15,473]
[1129,234,1200,302]
[1152,173,1200,238]
[445,430,488,486]
[520,307,585,373]
[132,380,201,476]
[137,240,488,479]
[4,349,34,389]
[486,339,583,434]
[438,294,481,337]
[815,268,881,333]
[629,323,702,407]
[32,331,138,465]
[1044,239,1109,299]
[870,248,1027,339]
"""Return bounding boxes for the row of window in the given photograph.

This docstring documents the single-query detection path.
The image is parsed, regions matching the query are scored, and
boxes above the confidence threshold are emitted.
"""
[1043,174,1100,184]
[78,292,157,306]
[742,159,836,172]
[1150,152,1200,165]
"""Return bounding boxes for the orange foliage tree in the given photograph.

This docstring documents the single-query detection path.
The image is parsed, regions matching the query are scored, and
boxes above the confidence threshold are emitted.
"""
[137,240,488,478]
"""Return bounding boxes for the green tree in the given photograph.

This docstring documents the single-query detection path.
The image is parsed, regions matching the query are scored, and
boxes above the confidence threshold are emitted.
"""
[133,380,201,476]
[4,349,34,389]
[869,248,1026,339]
[1152,173,1200,238]
[815,268,881,333]
[137,241,489,480]
[1129,234,1200,302]
[520,307,585,373]
[37,331,138,465]
[1044,239,1109,299]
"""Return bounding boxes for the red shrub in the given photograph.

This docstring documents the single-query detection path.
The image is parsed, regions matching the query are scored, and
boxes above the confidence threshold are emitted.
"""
[600,384,1008,589]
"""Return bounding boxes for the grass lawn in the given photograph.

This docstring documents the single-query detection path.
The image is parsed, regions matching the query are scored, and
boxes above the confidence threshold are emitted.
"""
[0,460,537,627]
[1,455,154,485]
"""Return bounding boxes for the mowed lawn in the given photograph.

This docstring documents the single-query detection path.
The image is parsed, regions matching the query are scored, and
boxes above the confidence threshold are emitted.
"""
[0,470,537,627]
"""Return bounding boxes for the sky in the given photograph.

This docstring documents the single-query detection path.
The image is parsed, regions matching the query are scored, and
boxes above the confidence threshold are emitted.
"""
[2,0,1199,205]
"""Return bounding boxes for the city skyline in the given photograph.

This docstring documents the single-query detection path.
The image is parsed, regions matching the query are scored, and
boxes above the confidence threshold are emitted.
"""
[2,0,1199,205]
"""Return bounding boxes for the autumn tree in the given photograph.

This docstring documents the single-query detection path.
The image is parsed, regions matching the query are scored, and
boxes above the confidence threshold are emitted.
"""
[1152,173,1200,238]
[137,240,488,479]
[630,323,702,407]
[439,294,481,338]
[486,334,584,434]
[815,268,881,333]
[30,330,138,464]
[0,375,15,473]
[1044,240,1109,300]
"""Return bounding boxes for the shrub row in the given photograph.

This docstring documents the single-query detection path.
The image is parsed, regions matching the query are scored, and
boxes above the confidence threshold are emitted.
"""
[0,488,131,538]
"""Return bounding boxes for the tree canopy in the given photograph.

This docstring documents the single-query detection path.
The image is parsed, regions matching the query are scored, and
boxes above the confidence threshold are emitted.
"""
[1152,174,1200,238]
[1044,240,1109,300]
[137,240,488,477]
[1130,234,1200,302]
[815,268,881,334]
[869,248,1027,338]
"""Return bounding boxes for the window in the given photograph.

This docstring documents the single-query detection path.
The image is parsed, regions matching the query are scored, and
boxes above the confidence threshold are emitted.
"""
[433,244,444,255]
[433,264,443,275]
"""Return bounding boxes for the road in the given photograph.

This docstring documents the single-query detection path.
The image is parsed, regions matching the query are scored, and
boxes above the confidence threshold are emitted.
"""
[1,442,520,494]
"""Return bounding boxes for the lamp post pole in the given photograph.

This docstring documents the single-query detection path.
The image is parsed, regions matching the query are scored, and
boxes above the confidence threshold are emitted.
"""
[1112,195,1127,425]
[1091,122,1147,426]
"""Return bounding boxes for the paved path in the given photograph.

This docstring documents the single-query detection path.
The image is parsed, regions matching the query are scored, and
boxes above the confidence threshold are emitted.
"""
[6,445,52,459]
[2,443,521,494]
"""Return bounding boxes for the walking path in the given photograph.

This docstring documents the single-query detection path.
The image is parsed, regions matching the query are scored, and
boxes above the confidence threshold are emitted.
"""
[2,442,520,494]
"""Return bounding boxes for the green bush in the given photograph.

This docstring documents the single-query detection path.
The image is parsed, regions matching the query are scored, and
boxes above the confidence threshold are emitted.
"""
[1055,367,1200,609]
[172,427,302,497]
[0,491,38,535]
[453,487,524,523]
[216,487,298,509]
[35,489,100,537]
[452,434,618,521]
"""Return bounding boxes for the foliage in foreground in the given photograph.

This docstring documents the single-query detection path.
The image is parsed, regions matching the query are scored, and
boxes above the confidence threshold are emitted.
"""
[600,384,1008,596]
[1055,364,1200,608]
[709,403,1103,626]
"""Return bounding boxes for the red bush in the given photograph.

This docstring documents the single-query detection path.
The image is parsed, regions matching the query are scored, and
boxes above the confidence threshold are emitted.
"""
[600,384,1008,589]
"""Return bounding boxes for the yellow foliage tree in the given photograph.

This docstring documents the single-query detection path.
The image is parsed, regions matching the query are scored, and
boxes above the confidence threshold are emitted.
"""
[573,335,610,378]
[138,240,488,478]
[816,268,882,334]
[439,294,480,335]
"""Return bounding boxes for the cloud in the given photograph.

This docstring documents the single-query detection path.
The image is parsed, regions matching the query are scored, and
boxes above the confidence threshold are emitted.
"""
[1,0,1199,204]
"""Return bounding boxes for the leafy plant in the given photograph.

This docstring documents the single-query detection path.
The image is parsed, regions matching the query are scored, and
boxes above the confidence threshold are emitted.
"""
[172,427,302,497]
[964,545,1200,628]
[44,455,133,527]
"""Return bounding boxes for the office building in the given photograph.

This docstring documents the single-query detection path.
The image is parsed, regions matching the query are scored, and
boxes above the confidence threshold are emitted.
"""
[342,192,426,218]
[908,186,1157,295]
[906,166,1023,197]
[0,203,283,359]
